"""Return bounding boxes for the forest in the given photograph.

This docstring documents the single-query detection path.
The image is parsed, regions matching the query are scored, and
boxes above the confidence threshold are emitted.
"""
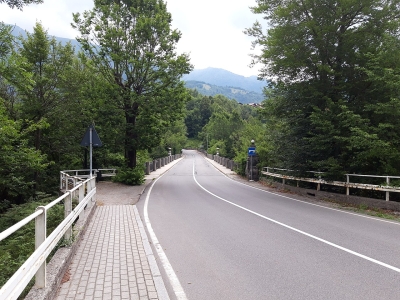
[2,0,400,289]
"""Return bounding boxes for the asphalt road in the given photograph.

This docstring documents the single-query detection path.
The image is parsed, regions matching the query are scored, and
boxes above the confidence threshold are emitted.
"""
[139,150,400,300]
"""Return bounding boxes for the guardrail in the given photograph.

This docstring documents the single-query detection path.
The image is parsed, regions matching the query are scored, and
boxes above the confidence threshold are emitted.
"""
[144,154,182,175]
[262,167,400,201]
[205,153,241,171]
[0,175,96,300]
[60,169,116,191]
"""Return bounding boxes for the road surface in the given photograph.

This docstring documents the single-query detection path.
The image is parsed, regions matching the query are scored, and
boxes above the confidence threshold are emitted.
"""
[138,150,400,300]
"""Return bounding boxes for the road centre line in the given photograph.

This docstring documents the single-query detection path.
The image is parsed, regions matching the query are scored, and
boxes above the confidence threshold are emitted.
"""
[144,169,188,300]
[193,162,400,274]
[203,156,400,226]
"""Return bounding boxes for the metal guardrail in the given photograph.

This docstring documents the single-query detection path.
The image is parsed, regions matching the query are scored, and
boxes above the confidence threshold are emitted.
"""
[262,167,400,201]
[0,174,97,300]
[60,169,116,191]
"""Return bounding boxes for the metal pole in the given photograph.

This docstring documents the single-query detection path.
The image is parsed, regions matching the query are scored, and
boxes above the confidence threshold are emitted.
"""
[250,155,253,181]
[90,126,93,178]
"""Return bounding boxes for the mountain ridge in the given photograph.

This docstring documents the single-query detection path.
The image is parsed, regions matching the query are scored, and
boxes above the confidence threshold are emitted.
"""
[8,24,266,103]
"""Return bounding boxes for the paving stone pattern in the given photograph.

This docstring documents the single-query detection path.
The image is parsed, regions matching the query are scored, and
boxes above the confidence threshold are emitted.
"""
[56,205,158,300]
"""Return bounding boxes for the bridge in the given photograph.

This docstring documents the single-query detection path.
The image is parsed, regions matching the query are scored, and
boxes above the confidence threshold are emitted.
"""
[1,151,400,299]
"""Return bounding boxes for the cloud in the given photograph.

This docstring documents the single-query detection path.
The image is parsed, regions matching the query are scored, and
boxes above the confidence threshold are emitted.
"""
[0,0,264,77]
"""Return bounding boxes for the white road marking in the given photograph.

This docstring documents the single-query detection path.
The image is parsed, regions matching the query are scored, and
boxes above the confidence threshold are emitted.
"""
[203,156,400,226]
[192,162,400,274]
[144,170,188,300]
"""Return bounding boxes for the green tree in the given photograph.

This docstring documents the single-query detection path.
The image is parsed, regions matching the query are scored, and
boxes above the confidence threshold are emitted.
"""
[0,100,48,209]
[19,22,75,151]
[0,0,42,9]
[73,0,192,168]
[247,0,400,176]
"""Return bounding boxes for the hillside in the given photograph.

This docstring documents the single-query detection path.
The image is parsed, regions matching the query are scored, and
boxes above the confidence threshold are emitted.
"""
[8,25,265,103]
[9,24,81,49]
[184,80,264,104]
[182,67,267,94]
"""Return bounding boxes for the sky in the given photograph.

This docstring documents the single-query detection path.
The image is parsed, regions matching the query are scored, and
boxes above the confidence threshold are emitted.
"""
[0,0,265,77]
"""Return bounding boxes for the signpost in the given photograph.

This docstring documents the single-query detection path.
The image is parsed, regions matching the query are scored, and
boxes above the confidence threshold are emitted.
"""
[81,125,102,178]
[248,142,256,181]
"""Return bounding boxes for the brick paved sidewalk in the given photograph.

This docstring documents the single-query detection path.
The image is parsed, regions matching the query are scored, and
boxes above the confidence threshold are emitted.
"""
[53,158,185,300]
[56,205,164,300]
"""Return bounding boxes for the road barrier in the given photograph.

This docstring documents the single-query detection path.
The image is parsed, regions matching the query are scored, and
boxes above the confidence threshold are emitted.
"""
[0,174,96,300]
[206,153,241,172]
[145,154,182,175]
[262,167,400,202]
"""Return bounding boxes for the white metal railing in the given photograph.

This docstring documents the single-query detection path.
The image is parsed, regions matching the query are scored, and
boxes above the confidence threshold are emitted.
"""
[60,169,116,190]
[262,167,400,201]
[0,174,97,300]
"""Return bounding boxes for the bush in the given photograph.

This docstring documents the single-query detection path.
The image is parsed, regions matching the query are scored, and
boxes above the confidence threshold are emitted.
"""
[112,167,145,185]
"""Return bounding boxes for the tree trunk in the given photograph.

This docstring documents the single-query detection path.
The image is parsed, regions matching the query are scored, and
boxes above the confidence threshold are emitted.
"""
[125,103,139,168]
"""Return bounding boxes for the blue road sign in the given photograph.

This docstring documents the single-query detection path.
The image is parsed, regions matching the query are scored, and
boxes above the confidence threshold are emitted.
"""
[248,147,256,156]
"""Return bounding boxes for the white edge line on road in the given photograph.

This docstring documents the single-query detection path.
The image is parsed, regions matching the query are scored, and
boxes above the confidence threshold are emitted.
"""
[133,206,170,300]
[192,162,400,274]
[144,160,188,300]
[203,156,400,226]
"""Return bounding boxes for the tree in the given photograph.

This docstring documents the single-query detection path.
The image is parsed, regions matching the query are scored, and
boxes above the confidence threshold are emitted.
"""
[1,0,42,9]
[247,0,400,176]
[19,22,75,151]
[0,100,48,208]
[72,0,192,168]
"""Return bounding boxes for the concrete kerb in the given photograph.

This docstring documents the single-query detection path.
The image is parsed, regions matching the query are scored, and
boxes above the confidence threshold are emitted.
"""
[134,206,170,300]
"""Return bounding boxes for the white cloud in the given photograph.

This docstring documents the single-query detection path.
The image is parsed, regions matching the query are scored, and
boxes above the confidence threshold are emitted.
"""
[0,0,265,77]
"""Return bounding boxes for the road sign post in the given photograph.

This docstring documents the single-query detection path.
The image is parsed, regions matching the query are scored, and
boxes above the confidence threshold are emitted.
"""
[81,125,102,178]
[248,142,256,181]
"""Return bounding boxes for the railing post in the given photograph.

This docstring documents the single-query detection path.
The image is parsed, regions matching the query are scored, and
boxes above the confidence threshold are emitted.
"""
[386,176,390,201]
[145,162,151,175]
[35,206,47,288]
[153,160,157,171]
[64,192,72,241]
[346,175,350,195]
[79,184,84,220]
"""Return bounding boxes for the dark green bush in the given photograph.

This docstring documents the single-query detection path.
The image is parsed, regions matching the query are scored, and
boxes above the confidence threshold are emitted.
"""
[112,167,145,185]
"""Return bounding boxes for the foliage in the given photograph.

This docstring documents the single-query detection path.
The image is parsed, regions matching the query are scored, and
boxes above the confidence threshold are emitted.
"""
[0,0,42,9]
[72,0,192,169]
[151,118,187,157]
[0,100,48,209]
[247,0,400,177]
[113,167,145,185]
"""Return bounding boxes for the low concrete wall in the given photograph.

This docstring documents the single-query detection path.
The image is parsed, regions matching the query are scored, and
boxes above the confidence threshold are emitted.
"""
[262,178,400,211]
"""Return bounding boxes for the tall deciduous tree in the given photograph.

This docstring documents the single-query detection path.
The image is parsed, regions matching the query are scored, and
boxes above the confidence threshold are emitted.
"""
[72,0,192,168]
[247,0,400,176]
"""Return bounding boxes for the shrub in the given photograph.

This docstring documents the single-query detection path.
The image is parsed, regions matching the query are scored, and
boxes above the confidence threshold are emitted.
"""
[112,167,145,185]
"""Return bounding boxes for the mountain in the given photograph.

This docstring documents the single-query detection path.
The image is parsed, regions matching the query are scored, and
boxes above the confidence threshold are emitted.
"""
[8,25,265,103]
[182,67,267,94]
[8,24,81,49]
[185,80,264,104]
